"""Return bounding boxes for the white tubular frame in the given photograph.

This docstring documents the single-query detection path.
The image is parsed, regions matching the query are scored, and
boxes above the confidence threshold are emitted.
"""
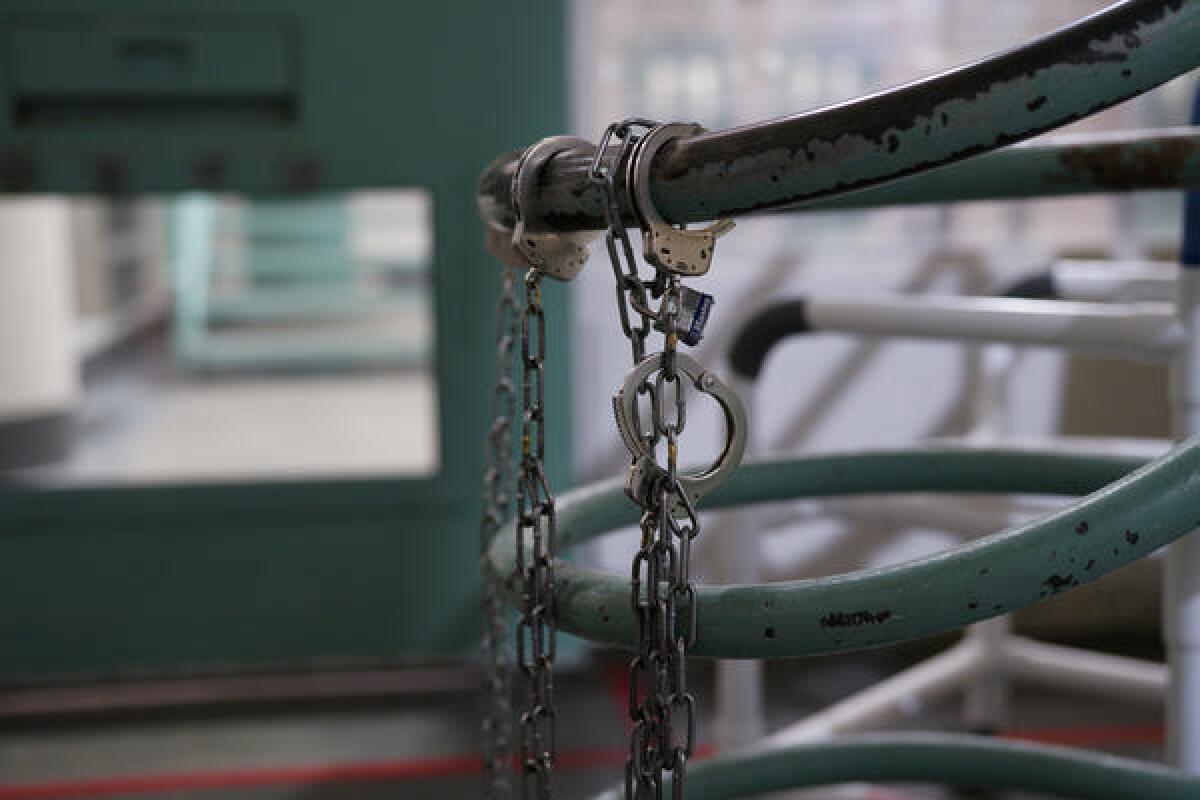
[805,295,1182,360]
[1168,268,1200,770]
[721,266,1200,768]
[1053,258,1177,303]
[712,375,766,751]
[763,629,1168,749]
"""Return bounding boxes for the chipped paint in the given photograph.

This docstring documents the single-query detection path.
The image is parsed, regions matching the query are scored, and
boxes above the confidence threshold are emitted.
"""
[1056,136,1198,188]
[479,0,1200,232]
[488,445,1200,660]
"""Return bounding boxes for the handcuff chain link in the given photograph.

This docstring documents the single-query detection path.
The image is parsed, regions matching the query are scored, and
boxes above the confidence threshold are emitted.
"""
[516,269,558,800]
[589,118,663,367]
[652,280,699,800]
[593,121,700,800]
[481,264,520,799]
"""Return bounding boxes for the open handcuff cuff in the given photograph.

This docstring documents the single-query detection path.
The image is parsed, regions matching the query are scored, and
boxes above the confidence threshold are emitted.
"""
[505,124,746,511]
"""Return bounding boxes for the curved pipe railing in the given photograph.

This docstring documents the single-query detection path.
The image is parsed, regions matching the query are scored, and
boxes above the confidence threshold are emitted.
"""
[726,294,1181,379]
[589,734,1200,800]
[804,127,1200,212]
[486,442,1200,658]
[478,0,1200,231]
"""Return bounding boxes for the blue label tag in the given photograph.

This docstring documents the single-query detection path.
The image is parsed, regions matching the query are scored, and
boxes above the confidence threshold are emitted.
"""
[684,292,713,346]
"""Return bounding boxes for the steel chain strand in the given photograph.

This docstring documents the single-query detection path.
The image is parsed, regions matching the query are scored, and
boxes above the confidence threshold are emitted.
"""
[481,264,521,799]
[588,119,664,452]
[517,269,558,800]
[593,121,705,799]
[656,280,698,798]
[590,120,664,798]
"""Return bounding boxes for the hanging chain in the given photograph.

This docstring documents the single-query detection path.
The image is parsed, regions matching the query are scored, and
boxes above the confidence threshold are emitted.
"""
[589,119,665,464]
[591,122,703,800]
[589,119,664,367]
[481,264,521,800]
[480,124,727,800]
[495,133,599,800]
[516,269,558,799]
[626,281,700,800]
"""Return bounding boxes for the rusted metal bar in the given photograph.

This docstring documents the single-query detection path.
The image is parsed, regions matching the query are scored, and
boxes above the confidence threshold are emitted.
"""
[805,127,1200,210]
[479,0,1200,232]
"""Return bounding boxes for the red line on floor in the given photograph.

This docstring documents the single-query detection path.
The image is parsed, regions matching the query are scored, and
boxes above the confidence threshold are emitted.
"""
[0,720,1155,800]
[0,740,719,800]
[0,743,723,800]
[604,660,634,734]
[999,722,1164,747]
[0,755,483,800]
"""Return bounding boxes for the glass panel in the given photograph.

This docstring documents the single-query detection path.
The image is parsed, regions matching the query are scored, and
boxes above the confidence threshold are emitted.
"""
[0,190,438,485]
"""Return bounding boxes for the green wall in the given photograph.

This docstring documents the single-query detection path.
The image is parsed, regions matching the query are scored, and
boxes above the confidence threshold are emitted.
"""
[0,0,571,682]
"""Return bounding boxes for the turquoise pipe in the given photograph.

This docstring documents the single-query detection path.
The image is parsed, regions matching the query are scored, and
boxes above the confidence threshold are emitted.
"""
[486,442,1200,658]
[589,734,1200,800]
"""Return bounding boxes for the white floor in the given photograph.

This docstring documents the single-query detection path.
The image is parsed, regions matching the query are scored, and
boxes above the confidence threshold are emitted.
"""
[15,335,439,486]
[90,374,438,482]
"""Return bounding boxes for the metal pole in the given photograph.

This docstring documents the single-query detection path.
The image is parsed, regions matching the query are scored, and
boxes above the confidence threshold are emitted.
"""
[804,128,1200,212]
[1004,636,1166,702]
[589,733,1200,800]
[488,445,1200,658]
[479,1,1200,231]
[804,296,1183,358]
[1165,81,1200,771]
[1167,240,1200,772]
[712,375,765,751]
[728,295,1183,367]
[1051,258,1178,303]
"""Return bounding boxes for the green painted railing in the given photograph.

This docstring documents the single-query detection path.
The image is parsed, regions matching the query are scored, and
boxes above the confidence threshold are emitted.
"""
[487,443,1200,658]
[591,734,1200,800]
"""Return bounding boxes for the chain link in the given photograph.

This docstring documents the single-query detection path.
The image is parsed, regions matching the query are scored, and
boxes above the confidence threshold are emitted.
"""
[589,119,665,367]
[481,264,521,799]
[593,122,703,800]
[589,119,669,461]
[486,122,710,800]
[516,270,559,799]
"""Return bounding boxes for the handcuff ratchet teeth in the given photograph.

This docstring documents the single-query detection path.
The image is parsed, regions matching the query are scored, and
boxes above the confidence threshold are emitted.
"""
[628,122,735,277]
[613,351,747,511]
[511,135,600,281]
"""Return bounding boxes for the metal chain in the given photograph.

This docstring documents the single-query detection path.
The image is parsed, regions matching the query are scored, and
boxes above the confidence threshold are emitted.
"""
[592,123,701,800]
[481,264,521,800]
[588,119,664,367]
[589,119,666,460]
[516,269,558,799]
[627,280,700,800]
[657,279,701,800]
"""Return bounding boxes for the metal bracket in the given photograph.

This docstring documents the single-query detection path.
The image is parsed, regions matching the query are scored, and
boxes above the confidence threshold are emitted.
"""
[612,351,747,510]
[511,136,600,281]
[629,123,734,277]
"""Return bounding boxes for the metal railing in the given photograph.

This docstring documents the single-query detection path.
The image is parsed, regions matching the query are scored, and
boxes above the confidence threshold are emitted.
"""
[480,0,1200,795]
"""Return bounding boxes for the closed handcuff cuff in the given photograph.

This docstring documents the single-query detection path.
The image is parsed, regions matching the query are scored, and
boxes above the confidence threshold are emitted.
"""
[508,126,747,512]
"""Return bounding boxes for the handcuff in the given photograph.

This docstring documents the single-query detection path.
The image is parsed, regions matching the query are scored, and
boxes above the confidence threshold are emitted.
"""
[628,122,736,278]
[614,123,745,510]
[502,127,748,510]
[629,122,733,347]
[510,135,600,280]
[612,351,747,512]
